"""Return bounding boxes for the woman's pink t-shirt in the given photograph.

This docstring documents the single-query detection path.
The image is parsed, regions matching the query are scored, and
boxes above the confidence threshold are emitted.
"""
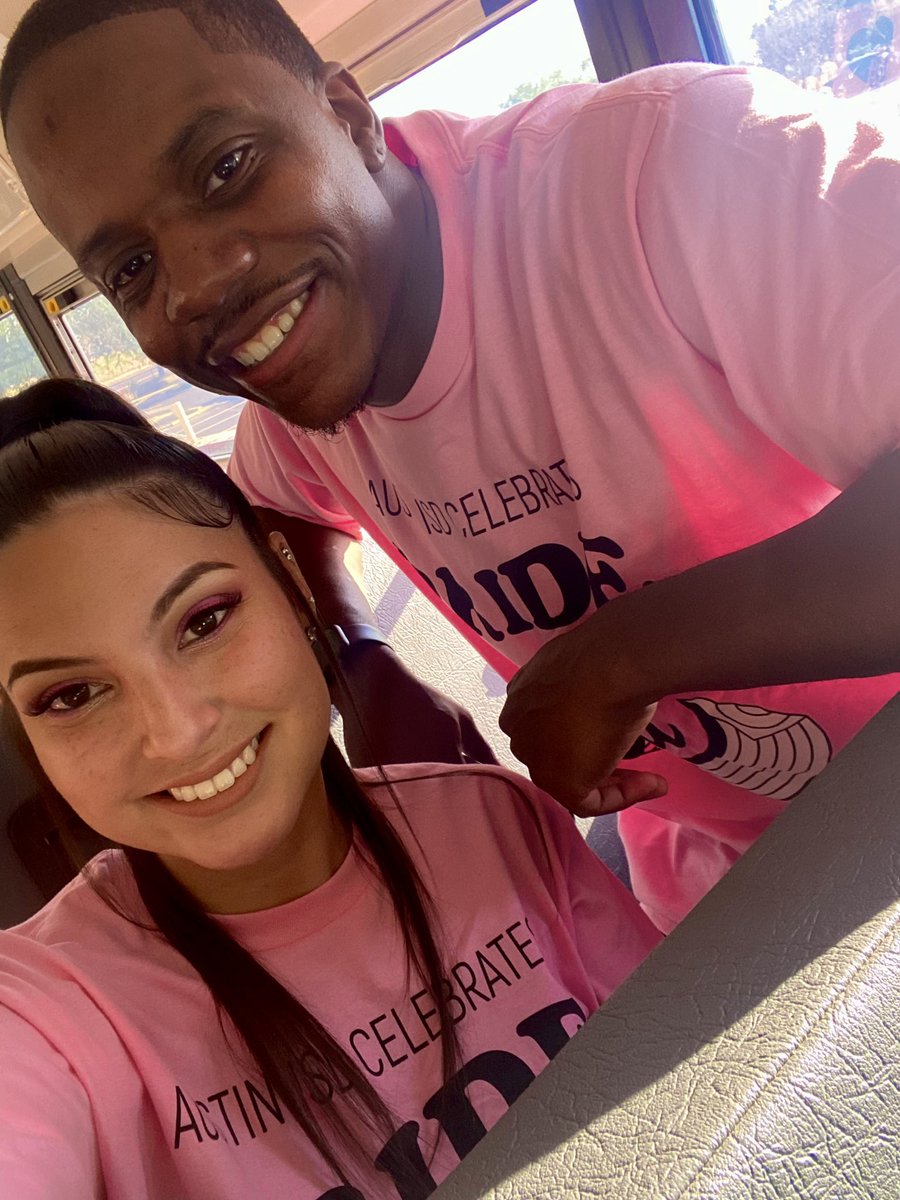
[0,765,659,1198]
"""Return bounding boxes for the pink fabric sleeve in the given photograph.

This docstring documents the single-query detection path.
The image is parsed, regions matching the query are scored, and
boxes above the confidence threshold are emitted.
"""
[534,794,663,998]
[228,402,362,538]
[638,67,900,489]
[479,769,662,998]
[0,1008,102,1199]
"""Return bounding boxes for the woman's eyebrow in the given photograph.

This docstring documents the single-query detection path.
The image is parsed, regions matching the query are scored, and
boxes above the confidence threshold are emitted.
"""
[151,561,237,624]
[8,656,93,689]
[6,562,237,688]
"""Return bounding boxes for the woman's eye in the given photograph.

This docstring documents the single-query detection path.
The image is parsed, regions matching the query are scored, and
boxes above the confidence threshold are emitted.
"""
[47,683,105,713]
[111,252,152,294]
[180,604,230,646]
[206,148,247,196]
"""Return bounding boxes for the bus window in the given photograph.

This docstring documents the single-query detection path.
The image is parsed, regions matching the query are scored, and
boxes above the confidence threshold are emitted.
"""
[60,292,245,460]
[0,309,47,397]
[371,0,596,119]
[713,0,900,98]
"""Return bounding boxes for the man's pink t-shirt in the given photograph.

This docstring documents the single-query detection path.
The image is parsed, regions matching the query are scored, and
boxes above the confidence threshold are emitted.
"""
[0,765,659,1199]
[229,65,900,930]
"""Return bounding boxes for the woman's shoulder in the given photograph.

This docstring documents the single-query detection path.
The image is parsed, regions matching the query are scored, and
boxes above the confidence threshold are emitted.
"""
[355,761,553,811]
[354,761,572,862]
[0,854,155,1115]
[4,848,131,945]
[0,850,166,1038]
[0,848,156,999]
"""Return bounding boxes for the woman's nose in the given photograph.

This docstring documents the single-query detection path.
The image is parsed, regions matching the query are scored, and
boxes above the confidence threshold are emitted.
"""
[137,674,222,764]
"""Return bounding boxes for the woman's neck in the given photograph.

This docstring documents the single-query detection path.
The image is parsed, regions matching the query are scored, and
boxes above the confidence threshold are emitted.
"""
[160,773,351,915]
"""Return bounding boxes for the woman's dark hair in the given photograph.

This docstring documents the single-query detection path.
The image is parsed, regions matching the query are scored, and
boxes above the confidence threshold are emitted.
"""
[1,0,324,134]
[0,378,458,1183]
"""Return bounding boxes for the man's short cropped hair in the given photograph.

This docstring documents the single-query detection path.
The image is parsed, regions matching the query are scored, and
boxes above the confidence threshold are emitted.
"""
[0,0,324,134]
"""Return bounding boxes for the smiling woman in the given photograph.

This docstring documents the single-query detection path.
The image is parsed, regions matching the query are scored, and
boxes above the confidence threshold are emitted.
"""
[0,378,659,1199]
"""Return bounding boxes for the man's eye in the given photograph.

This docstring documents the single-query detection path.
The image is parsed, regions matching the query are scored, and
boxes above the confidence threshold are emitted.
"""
[111,252,152,293]
[206,148,247,196]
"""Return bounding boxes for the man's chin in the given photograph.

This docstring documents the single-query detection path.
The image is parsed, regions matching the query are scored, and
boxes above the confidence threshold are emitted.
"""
[248,364,381,434]
[305,397,367,438]
[248,387,369,436]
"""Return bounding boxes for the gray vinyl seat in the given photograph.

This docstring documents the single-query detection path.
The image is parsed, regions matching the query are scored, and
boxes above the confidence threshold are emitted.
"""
[434,694,900,1199]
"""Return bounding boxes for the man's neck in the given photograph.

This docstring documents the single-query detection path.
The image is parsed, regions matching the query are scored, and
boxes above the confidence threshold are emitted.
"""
[365,155,444,409]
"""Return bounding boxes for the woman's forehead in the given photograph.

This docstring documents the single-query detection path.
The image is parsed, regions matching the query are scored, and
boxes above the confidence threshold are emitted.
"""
[0,495,250,646]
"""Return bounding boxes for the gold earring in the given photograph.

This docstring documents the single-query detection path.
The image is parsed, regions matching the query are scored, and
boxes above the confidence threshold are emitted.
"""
[305,626,318,644]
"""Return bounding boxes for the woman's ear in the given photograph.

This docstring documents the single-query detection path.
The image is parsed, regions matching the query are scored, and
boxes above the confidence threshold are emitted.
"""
[266,532,334,681]
[267,531,316,611]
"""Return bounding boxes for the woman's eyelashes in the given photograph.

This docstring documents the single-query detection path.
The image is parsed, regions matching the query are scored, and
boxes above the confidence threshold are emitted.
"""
[177,592,243,649]
[27,680,110,718]
[24,593,244,717]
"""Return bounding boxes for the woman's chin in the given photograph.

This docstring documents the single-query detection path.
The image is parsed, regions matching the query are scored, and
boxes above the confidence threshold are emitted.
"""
[169,822,292,876]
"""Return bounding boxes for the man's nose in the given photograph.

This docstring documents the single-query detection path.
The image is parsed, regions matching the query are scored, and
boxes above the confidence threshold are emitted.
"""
[163,227,257,326]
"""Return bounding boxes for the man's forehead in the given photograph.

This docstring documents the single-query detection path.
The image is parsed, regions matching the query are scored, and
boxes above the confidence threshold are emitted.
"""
[9,9,179,98]
[6,14,283,256]
[6,7,298,165]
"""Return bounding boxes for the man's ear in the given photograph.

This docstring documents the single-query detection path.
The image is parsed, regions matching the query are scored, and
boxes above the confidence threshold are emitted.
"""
[267,531,316,610]
[321,62,387,174]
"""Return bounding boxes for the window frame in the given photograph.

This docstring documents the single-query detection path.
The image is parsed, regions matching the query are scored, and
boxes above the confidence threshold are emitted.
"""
[0,266,79,378]
[574,0,729,81]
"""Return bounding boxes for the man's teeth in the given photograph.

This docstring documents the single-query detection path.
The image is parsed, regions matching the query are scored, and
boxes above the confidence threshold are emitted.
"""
[233,293,309,368]
[168,736,259,802]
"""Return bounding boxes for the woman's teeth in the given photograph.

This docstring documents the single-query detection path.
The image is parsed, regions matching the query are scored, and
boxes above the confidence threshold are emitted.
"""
[233,292,310,367]
[168,736,259,802]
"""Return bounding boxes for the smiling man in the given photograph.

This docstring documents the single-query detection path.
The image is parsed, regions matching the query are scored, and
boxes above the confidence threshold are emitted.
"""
[2,0,900,932]
[11,7,441,431]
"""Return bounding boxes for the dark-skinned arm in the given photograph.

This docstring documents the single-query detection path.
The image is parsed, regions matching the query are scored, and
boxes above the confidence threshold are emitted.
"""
[254,507,496,767]
[254,506,373,629]
[500,449,900,814]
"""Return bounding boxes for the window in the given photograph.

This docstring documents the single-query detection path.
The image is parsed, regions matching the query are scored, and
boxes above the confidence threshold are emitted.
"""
[713,0,900,97]
[0,311,47,397]
[60,293,245,461]
[371,0,596,118]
